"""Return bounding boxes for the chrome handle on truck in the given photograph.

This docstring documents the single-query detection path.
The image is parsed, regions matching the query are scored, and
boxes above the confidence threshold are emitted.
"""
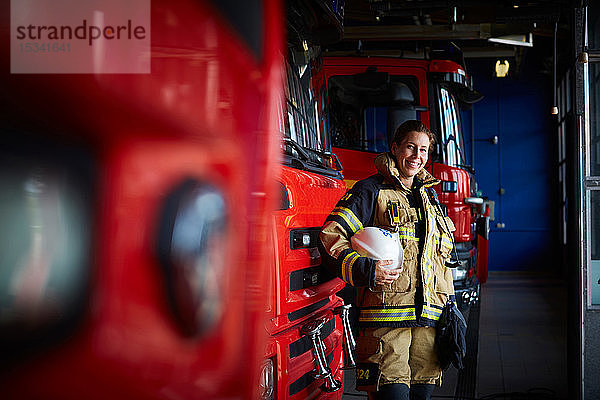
[300,317,342,393]
[464,197,484,205]
[334,304,357,370]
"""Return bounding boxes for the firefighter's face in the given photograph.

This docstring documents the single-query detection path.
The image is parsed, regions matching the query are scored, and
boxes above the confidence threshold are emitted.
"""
[391,131,430,181]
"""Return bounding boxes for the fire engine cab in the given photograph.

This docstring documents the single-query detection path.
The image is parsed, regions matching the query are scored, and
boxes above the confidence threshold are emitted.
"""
[259,1,354,399]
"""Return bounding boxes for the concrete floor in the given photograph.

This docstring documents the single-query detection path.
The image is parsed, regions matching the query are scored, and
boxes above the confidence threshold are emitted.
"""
[476,273,567,399]
[340,272,568,399]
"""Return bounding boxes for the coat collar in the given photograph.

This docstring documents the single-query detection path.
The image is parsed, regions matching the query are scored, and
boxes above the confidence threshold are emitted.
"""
[374,152,439,190]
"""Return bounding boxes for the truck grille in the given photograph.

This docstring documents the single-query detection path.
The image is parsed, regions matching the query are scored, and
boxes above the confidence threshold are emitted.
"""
[288,350,334,396]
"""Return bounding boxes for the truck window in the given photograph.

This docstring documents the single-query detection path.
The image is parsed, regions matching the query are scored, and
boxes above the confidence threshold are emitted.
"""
[364,106,390,152]
[319,83,331,151]
[438,86,466,168]
[281,60,338,176]
[328,75,419,153]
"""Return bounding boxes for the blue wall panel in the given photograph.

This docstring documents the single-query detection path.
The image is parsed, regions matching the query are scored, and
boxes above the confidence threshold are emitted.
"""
[466,57,558,271]
[491,231,555,271]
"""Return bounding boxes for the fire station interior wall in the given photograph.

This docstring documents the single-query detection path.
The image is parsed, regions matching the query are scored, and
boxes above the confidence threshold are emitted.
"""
[463,53,559,272]
[586,5,600,397]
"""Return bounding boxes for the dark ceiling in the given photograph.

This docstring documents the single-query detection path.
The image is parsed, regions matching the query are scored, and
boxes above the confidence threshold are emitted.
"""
[317,0,581,75]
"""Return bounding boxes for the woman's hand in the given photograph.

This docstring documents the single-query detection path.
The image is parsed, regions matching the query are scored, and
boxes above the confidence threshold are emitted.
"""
[374,260,401,286]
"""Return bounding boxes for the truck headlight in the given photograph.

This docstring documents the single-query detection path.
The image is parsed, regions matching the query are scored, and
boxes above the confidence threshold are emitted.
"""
[157,178,228,337]
[259,358,275,400]
[0,143,94,357]
[452,266,467,281]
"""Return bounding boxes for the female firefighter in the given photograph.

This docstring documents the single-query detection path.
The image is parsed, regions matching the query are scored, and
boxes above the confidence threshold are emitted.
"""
[318,120,456,400]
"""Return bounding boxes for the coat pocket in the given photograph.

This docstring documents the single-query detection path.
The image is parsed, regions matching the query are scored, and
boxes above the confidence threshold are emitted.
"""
[385,273,411,293]
[434,268,455,294]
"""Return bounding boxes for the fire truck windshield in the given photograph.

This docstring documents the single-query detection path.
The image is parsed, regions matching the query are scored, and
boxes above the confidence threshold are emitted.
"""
[280,60,340,177]
[328,74,421,154]
[437,86,467,169]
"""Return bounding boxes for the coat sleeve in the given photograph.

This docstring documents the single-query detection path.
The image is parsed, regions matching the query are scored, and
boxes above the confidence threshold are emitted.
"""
[318,178,379,287]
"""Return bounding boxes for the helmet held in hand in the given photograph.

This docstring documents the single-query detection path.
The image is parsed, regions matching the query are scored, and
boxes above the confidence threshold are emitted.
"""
[351,227,404,270]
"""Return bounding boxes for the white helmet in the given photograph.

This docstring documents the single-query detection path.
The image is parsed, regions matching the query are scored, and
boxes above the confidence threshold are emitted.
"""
[351,227,404,270]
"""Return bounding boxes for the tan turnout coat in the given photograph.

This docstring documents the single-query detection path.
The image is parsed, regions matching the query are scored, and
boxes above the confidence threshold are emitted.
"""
[319,152,458,389]
[319,152,456,328]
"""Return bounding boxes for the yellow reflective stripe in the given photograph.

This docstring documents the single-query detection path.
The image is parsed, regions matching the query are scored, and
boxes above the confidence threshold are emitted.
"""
[331,211,358,233]
[339,207,364,231]
[437,235,453,250]
[359,316,417,322]
[398,227,419,242]
[436,238,452,249]
[332,207,363,232]
[399,235,420,242]
[421,211,436,306]
[359,308,417,322]
[360,308,416,314]
[342,251,360,286]
[442,236,453,246]
[421,305,443,320]
[398,227,416,233]
[341,192,352,201]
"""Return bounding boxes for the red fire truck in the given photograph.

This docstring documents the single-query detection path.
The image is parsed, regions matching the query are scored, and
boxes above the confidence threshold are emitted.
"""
[314,47,489,308]
[259,1,353,399]
[0,0,283,399]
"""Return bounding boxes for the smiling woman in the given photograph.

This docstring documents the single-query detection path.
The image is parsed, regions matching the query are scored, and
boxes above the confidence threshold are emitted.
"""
[390,121,436,188]
[320,119,459,400]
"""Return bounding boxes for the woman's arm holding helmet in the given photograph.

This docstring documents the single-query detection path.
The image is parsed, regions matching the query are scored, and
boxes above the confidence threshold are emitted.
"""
[318,178,398,287]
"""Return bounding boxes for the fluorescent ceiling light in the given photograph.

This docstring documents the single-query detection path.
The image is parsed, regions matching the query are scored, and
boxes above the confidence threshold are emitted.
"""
[488,33,533,47]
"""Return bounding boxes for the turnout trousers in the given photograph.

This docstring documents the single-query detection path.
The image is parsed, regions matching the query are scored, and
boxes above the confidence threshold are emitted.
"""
[356,326,442,392]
